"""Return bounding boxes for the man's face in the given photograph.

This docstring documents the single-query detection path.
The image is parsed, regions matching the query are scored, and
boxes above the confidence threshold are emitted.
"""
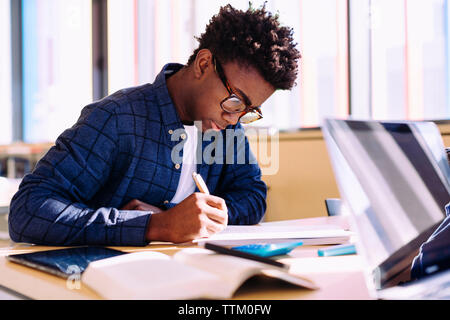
[192,58,275,132]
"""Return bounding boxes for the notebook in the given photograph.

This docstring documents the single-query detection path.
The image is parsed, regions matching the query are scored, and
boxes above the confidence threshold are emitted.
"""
[322,118,450,298]
[193,224,353,246]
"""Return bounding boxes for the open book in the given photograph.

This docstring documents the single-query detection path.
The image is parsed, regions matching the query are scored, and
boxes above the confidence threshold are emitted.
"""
[82,248,318,300]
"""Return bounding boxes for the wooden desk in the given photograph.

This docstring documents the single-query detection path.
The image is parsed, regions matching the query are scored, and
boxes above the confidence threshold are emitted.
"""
[0,216,372,300]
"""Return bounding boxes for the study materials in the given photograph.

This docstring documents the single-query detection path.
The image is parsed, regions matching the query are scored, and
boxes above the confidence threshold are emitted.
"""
[204,242,289,269]
[323,118,450,299]
[5,246,317,299]
[317,243,357,257]
[82,248,318,299]
[6,246,126,278]
[193,224,353,246]
[231,241,304,257]
[192,172,209,194]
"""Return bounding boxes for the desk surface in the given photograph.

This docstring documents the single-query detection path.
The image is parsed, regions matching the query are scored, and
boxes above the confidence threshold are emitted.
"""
[0,216,372,300]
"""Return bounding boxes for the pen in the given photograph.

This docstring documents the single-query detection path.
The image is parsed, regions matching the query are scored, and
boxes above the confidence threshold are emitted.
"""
[204,242,289,270]
[192,172,210,195]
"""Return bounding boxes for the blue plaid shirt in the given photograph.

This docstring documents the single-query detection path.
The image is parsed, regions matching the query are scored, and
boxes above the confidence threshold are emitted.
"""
[9,63,267,246]
[411,203,450,279]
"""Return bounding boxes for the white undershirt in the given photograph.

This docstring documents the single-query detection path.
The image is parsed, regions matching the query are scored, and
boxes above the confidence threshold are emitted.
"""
[170,125,198,204]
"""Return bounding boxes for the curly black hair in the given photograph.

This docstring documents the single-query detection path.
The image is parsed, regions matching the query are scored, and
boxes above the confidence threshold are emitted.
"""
[187,4,301,90]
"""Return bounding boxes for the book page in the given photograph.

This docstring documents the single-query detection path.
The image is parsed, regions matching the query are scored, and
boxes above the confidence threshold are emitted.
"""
[82,251,228,299]
[173,248,318,293]
[174,248,269,293]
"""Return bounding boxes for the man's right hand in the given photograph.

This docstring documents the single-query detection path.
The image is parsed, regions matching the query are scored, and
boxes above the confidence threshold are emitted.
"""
[145,192,228,243]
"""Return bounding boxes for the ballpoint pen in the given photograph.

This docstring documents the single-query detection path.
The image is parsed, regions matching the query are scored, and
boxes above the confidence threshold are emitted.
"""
[192,172,210,195]
[204,242,289,270]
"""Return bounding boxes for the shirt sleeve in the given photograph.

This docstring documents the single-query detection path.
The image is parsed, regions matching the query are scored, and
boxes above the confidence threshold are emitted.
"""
[215,124,267,225]
[411,202,450,279]
[8,102,151,246]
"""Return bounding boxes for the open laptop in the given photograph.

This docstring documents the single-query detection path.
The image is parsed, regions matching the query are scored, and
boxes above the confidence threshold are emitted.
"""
[322,118,450,299]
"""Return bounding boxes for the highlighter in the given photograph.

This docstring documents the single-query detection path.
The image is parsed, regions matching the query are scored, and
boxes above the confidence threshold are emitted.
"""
[317,243,357,257]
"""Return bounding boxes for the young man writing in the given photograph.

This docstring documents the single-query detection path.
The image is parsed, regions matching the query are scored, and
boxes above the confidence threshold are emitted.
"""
[9,4,300,245]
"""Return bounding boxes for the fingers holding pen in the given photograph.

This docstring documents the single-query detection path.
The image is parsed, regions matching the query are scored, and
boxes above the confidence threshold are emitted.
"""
[193,192,228,225]
[192,173,228,226]
[179,192,229,237]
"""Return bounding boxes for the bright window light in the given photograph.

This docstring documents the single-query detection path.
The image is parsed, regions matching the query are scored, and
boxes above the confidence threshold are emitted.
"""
[352,0,450,121]
[22,0,93,143]
[0,0,12,144]
[107,0,349,130]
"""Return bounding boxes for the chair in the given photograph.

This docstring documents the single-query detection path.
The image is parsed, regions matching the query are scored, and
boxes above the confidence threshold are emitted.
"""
[324,198,342,216]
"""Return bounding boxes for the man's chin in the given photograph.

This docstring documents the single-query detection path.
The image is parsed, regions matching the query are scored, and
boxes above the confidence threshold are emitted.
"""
[193,120,225,132]
[209,120,225,131]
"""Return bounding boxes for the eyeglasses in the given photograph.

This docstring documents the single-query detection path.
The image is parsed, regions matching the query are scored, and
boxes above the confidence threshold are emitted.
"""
[213,57,263,124]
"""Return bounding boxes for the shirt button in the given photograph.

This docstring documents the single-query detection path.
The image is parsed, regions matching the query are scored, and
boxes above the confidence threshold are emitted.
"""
[180,133,187,140]
[163,200,169,204]
[168,129,174,135]
[175,163,181,170]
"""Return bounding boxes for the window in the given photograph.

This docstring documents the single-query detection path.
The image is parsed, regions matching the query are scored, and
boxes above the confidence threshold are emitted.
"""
[272,0,348,129]
[0,0,12,144]
[107,0,349,130]
[14,0,450,142]
[22,0,93,143]
[107,0,195,94]
[350,0,450,121]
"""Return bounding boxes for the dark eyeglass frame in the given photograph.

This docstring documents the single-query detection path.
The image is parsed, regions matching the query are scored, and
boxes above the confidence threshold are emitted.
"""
[213,57,263,123]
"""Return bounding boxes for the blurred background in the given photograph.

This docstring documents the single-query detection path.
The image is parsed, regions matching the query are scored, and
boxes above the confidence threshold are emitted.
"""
[2,0,450,226]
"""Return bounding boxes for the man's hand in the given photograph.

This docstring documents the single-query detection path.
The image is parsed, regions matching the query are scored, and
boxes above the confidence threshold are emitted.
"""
[146,193,228,243]
[121,199,163,213]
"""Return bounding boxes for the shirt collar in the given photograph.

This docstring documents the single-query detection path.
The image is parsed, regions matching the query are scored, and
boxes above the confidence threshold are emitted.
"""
[153,63,185,131]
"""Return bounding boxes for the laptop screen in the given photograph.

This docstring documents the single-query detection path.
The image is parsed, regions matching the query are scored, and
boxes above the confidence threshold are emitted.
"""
[322,119,450,290]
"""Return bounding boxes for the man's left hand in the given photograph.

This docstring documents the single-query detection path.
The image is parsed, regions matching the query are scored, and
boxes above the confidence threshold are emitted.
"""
[120,199,163,213]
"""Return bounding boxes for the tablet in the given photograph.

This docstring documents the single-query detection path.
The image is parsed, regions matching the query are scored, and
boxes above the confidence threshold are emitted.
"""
[6,246,126,278]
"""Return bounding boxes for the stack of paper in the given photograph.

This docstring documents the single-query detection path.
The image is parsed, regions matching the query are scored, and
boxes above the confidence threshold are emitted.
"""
[193,224,353,246]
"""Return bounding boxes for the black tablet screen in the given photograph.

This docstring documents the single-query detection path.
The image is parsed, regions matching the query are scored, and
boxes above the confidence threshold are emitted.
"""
[6,246,126,278]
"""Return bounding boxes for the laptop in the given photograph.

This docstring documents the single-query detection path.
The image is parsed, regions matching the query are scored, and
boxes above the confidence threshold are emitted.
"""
[322,118,450,299]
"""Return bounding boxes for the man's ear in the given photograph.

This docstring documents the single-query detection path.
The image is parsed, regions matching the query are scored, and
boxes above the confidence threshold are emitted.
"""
[193,49,213,79]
